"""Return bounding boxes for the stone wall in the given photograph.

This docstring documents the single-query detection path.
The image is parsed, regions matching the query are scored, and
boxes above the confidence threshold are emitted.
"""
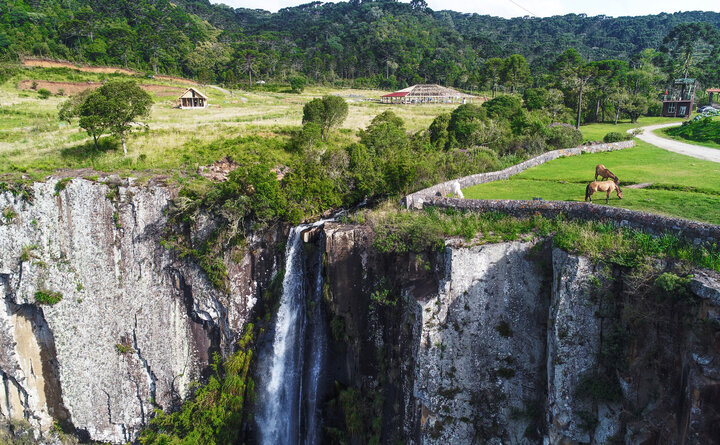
[424,197,720,245]
[403,140,635,209]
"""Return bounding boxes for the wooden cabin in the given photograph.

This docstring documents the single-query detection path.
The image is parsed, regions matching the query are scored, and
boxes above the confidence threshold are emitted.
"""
[381,84,475,104]
[662,78,695,118]
[178,87,208,109]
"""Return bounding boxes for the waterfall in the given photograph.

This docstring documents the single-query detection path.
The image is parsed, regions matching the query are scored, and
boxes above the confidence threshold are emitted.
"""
[256,222,328,445]
[302,231,327,445]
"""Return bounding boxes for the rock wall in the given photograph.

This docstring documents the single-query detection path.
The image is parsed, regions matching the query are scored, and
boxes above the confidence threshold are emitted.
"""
[322,223,720,444]
[0,178,279,443]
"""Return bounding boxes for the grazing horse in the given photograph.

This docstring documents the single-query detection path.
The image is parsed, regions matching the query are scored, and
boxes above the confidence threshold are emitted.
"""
[585,181,623,204]
[595,164,619,183]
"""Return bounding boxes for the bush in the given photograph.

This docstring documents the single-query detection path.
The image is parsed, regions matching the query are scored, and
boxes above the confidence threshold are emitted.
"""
[34,290,63,305]
[482,94,523,120]
[603,131,633,143]
[37,88,51,99]
[289,76,306,94]
[546,123,583,149]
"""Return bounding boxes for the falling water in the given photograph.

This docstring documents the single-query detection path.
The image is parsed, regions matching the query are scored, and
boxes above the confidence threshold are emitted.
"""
[302,231,327,445]
[256,222,328,445]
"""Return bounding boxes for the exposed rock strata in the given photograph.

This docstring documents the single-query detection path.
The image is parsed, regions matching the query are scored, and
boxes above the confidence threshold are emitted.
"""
[0,178,279,443]
[322,224,720,445]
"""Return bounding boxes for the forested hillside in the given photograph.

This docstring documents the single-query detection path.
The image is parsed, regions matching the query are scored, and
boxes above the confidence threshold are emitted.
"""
[2,0,720,89]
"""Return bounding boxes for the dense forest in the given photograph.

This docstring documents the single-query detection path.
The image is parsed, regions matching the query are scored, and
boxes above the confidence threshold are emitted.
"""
[2,0,720,90]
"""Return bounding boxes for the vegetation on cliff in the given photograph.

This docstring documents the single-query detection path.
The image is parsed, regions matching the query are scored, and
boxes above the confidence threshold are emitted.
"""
[367,204,720,272]
[139,325,256,445]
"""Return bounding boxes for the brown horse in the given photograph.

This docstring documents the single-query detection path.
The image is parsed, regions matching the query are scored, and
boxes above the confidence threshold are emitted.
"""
[595,164,619,183]
[585,180,623,204]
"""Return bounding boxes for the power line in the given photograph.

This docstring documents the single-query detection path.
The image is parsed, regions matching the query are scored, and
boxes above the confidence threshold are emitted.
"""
[507,0,536,17]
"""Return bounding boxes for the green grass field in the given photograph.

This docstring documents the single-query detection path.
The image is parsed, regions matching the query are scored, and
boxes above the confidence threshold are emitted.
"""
[464,136,720,224]
[657,117,720,150]
[0,66,466,178]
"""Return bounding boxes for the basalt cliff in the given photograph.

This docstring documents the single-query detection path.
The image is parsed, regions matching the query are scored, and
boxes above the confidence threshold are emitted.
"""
[0,178,718,444]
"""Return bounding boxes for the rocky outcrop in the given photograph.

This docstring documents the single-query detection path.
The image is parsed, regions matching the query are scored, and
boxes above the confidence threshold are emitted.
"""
[321,223,720,445]
[0,178,279,443]
[415,241,550,443]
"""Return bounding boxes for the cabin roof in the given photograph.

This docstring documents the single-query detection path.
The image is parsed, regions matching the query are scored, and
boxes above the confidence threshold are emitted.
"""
[179,87,208,99]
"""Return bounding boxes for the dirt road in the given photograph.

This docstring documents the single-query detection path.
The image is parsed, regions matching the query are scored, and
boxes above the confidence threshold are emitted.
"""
[634,122,720,163]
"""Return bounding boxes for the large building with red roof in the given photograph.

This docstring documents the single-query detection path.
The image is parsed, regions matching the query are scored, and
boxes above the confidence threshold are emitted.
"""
[380,84,476,104]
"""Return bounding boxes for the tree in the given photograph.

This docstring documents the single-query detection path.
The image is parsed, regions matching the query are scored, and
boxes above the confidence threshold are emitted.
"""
[290,76,306,94]
[484,58,505,98]
[502,54,529,93]
[662,23,720,78]
[302,95,348,141]
[554,49,596,129]
[358,111,407,153]
[59,89,94,123]
[78,82,153,154]
[523,88,547,111]
[482,95,522,120]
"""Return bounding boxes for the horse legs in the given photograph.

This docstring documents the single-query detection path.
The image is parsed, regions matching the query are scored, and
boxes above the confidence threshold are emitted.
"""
[606,189,610,204]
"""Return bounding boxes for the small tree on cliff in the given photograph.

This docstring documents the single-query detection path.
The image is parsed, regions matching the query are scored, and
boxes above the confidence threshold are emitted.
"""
[77,81,152,154]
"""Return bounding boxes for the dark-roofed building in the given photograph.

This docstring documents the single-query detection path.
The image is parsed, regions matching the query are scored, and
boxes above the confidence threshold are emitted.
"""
[662,78,696,118]
[178,87,208,109]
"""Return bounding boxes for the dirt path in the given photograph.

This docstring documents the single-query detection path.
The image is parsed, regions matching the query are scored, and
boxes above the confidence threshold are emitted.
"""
[634,122,720,163]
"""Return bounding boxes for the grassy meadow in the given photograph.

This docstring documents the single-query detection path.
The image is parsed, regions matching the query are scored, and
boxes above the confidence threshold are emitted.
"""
[0,67,460,178]
[3,67,720,225]
[463,123,720,224]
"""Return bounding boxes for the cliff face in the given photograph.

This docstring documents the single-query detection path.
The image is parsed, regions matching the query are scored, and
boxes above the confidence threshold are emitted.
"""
[322,223,720,445]
[1,183,719,444]
[0,178,280,443]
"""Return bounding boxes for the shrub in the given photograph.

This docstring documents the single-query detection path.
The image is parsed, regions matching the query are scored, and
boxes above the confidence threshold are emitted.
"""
[34,290,63,305]
[494,321,514,338]
[289,76,306,94]
[54,178,72,195]
[115,343,134,354]
[603,131,633,143]
[37,88,51,99]
[482,94,523,120]
[547,123,583,149]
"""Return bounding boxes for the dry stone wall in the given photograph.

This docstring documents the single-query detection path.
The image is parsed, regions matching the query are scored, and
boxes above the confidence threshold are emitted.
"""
[404,140,635,209]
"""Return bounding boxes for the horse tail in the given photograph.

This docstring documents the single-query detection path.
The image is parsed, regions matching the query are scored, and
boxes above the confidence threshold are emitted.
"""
[585,183,591,201]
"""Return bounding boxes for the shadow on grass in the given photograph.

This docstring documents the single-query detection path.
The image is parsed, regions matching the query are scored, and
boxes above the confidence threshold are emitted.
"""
[60,137,119,162]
